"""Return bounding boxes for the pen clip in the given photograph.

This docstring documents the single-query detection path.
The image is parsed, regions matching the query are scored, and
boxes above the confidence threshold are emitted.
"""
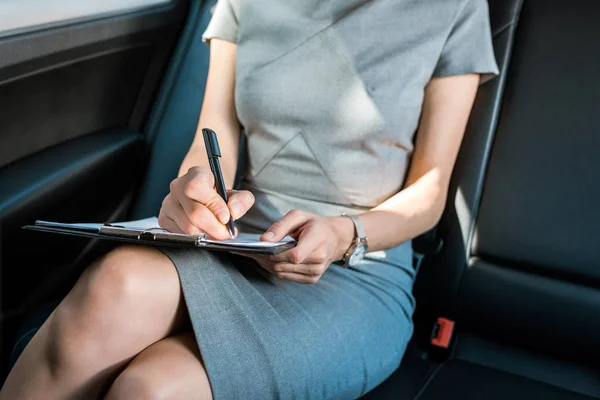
[202,128,221,158]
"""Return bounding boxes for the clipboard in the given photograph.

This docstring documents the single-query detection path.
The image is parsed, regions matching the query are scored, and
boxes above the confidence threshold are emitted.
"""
[23,217,296,255]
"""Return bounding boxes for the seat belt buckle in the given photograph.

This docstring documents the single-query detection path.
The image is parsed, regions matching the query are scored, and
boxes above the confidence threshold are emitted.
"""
[430,317,455,349]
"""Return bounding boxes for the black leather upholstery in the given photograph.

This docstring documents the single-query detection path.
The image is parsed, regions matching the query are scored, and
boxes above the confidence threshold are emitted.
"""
[462,260,600,363]
[367,333,600,399]
[475,0,600,279]
[417,360,596,400]
[464,0,600,362]
[412,0,523,320]
[368,0,600,398]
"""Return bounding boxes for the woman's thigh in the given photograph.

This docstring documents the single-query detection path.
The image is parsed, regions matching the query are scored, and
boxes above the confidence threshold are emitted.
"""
[1,245,190,400]
[105,332,211,400]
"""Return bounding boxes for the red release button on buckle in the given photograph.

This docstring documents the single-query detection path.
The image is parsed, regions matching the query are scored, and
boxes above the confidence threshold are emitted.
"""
[431,317,455,349]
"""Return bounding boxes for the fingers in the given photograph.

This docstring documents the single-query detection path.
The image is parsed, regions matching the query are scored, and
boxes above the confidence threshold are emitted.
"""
[271,262,327,277]
[262,210,311,241]
[159,194,202,235]
[166,167,252,240]
[270,245,328,265]
[174,167,230,224]
[274,223,328,264]
[157,214,180,233]
[274,272,321,285]
[256,259,324,283]
[226,190,255,220]
[180,196,231,240]
[252,254,326,284]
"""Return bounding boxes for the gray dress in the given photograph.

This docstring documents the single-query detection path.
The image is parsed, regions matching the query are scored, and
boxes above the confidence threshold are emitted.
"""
[160,0,498,398]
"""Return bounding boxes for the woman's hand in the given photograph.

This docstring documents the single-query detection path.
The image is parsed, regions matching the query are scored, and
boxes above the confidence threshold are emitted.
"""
[247,210,355,284]
[158,166,255,240]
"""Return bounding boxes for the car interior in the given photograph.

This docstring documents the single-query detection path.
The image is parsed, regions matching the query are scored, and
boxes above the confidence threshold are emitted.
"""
[1,0,599,398]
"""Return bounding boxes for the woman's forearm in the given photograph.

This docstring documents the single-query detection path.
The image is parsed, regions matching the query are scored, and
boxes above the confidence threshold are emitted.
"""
[327,169,446,259]
[347,75,479,253]
[178,39,241,188]
[361,169,445,252]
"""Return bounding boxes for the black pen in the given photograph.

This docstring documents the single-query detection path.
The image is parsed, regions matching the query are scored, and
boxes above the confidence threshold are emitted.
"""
[202,128,236,239]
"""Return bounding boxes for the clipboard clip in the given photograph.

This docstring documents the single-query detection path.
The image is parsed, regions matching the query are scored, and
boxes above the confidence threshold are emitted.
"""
[100,223,206,245]
[137,227,167,241]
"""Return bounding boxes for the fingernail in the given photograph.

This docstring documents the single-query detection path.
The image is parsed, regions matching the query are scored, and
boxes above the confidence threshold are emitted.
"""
[263,231,275,240]
[230,201,243,219]
[216,209,229,224]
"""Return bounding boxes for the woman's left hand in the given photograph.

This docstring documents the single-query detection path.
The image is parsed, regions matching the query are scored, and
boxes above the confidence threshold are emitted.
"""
[245,210,354,284]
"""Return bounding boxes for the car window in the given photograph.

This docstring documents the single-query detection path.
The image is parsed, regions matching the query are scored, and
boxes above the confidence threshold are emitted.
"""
[0,0,172,35]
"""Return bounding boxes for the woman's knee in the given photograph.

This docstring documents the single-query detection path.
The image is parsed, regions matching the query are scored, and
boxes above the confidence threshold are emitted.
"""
[46,246,183,373]
[106,333,211,400]
[74,245,180,314]
[83,246,151,302]
[106,366,167,400]
[62,246,156,323]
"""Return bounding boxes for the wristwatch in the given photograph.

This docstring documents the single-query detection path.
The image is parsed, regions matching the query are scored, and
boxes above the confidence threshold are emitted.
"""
[341,214,368,268]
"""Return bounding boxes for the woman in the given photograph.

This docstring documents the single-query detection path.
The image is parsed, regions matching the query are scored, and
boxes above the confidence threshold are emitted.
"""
[1,0,498,398]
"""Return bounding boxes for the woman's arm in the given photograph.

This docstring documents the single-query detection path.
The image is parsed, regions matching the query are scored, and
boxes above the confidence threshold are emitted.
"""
[178,39,241,186]
[159,39,255,239]
[356,73,481,252]
[256,74,481,283]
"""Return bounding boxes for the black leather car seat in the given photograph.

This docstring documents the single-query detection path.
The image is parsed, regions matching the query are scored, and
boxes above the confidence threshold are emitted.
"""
[366,0,600,398]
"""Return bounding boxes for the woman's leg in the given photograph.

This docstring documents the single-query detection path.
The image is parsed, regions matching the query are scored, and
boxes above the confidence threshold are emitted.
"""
[105,332,211,400]
[0,245,188,400]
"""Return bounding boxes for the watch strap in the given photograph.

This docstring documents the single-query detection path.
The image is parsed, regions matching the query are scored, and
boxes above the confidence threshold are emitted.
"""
[341,214,368,268]
[348,215,365,240]
[341,214,366,241]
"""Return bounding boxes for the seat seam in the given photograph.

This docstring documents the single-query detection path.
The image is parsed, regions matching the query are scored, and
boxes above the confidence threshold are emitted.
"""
[412,363,444,400]
[492,21,515,38]
[452,357,599,399]
[492,0,524,37]
[469,255,600,290]
[412,324,461,399]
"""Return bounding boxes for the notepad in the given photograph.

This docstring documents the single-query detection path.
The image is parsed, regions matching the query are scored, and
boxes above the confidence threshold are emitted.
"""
[23,217,296,255]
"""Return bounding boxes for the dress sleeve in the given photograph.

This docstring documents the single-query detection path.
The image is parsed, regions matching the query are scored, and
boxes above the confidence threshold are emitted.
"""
[202,0,239,44]
[432,0,499,84]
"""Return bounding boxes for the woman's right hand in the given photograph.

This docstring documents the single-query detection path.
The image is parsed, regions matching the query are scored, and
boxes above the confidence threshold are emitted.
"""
[158,166,255,240]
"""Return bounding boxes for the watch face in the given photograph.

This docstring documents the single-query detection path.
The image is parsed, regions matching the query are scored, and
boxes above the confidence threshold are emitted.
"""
[349,244,367,266]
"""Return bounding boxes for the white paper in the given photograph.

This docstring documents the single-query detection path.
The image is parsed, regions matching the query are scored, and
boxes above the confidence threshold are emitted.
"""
[203,233,294,248]
[111,217,164,231]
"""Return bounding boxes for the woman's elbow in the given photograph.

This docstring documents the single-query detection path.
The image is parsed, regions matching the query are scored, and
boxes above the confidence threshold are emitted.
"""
[420,188,447,233]
[426,199,445,230]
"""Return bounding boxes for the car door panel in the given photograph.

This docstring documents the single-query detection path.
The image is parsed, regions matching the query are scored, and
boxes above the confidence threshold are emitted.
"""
[0,0,173,35]
[1,48,151,168]
[0,0,190,379]
[1,129,144,323]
